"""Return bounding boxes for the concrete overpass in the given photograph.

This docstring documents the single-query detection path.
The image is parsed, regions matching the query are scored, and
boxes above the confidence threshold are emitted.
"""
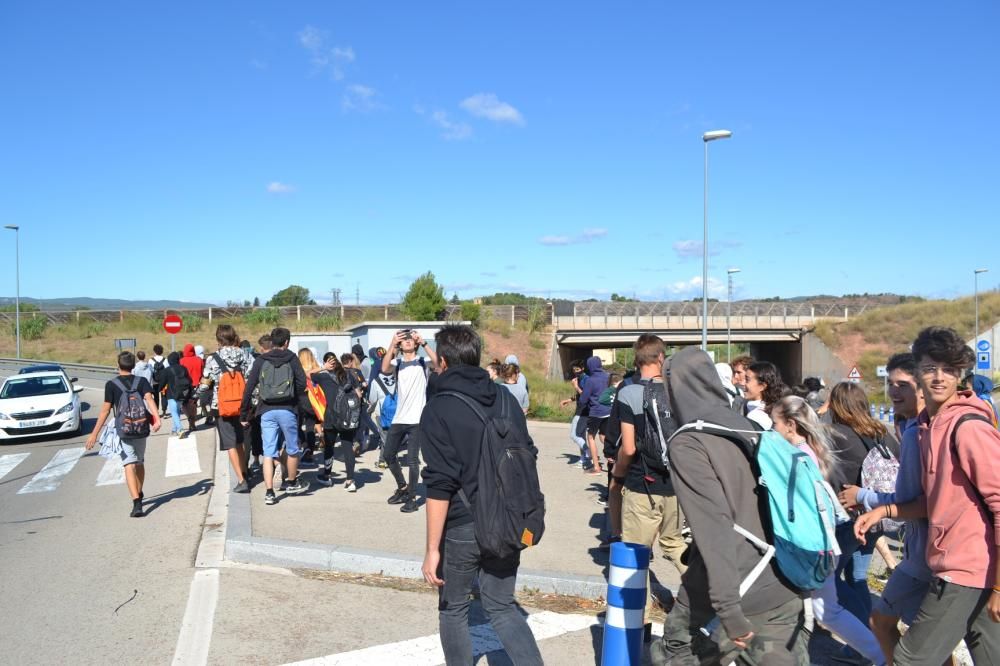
[548,301,854,386]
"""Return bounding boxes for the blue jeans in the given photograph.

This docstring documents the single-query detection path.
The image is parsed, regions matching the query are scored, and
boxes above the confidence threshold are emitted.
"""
[834,523,873,626]
[437,522,543,665]
[167,399,182,433]
[261,409,300,459]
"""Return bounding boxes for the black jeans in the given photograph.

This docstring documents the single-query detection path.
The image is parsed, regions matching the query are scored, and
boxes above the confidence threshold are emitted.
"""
[437,522,542,666]
[322,428,356,480]
[151,383,162,413]
[384,423,420,493]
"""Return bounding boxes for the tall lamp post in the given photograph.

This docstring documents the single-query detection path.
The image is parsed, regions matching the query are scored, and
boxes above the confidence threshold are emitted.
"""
[975,268,989,374]
[4,225,20,359]
[727,268,741,362]
[702,129,733,351]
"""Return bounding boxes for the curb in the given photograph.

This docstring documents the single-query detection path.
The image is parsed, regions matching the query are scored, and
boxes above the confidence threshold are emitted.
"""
[222,468,608,599]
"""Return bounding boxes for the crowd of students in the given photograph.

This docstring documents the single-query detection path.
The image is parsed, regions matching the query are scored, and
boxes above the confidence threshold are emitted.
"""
[82,319,1000,664]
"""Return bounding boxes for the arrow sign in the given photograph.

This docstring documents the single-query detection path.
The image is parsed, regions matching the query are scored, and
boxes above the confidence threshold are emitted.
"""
[848,366,862,381]
[163,314,184,335]
[978,339,991,352]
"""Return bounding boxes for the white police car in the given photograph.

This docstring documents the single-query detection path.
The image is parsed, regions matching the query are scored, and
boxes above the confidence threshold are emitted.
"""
[0,371,84,439]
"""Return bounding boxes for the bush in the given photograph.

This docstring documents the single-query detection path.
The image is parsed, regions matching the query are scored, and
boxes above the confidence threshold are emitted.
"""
[12,316,48,341]
[526,304,548,333]
[184,313,205,333]
[529,336,547,350]
[313,315,343,331]
[485,316,511,338]
[460,302,482,328]
[243,308,282,327]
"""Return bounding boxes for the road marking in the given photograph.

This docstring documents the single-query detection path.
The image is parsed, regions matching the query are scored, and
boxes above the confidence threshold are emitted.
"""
[171,568,219,666]
[17,447,85,494]
[165,434,201,477]
[0,452,30,481]
[282,611,602,666]
[95,456,125,486]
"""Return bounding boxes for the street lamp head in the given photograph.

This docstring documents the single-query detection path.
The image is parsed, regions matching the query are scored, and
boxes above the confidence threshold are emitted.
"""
[727,268,741,275]
[703,130,733,142]
[975,268,989,274]
[3,225,18,231]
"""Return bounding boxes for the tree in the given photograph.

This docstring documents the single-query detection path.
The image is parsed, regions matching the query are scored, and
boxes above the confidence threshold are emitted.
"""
[450,293,460,305]
[480,292,546,306]
[611,293,638,302]
[253,297,260,307]
[267,285,315,306]
[401,272,447,320]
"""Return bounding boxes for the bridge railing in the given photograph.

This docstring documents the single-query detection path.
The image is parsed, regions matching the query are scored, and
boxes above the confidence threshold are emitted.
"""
[553,314,821,331]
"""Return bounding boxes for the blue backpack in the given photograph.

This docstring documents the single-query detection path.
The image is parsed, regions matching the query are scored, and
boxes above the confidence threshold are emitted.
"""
[670,421,846,592]
[373,375,397,429]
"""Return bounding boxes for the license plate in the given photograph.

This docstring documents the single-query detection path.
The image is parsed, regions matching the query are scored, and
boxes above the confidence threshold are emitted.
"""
[19,419,47,428]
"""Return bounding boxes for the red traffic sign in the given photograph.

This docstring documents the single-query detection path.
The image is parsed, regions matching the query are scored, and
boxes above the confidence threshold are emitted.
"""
[163,314,184,334]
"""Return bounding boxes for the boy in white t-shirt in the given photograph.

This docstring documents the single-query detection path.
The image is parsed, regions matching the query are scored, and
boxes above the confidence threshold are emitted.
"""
[380,329,438,514]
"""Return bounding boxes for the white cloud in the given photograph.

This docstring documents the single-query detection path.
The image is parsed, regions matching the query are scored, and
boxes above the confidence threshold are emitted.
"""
[538,228,609,246]
[425,109,472,141]
[266,181,295,194]
[666,276,726,299]
[672,239,741,259]
[342,84,383,112]
[460,93,525,126]
[298,25,355,80]
[539,235,571,246]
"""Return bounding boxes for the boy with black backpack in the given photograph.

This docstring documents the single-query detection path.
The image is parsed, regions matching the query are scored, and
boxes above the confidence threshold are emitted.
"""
[151,343,167,418]
[240,327,308,505]
[85,352,162,517]
[420,325,544,666]
[609,334,686,636]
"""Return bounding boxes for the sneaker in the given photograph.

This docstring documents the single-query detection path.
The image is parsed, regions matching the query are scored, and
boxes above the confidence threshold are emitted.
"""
[387,486,409,505]
[282,477,309,494]
[233,481,250,493]
[400,495,420,513]
[130,500,145,518]
[315,473,333,487]
[264,490,276,505]
[595,496,608,508]
[344,479,357,493]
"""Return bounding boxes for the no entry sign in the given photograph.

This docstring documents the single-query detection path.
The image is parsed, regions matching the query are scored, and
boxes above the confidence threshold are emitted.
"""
[163,314,184,334]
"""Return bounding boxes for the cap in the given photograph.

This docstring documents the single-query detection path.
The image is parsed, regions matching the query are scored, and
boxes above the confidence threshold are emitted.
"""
[504,354,520,366]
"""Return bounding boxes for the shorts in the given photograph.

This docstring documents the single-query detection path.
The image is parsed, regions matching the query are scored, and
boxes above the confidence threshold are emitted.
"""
[873,570,930,626]
[216,416,245,451]
[586,416,608,437]
[261,409,300,459]
[119,438,147,466]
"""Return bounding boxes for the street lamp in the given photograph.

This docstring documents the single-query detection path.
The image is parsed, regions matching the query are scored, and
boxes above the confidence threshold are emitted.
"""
[727,268,741,362]
[702,129,733,351]
[975,268,989,374]
[4,225,19,359]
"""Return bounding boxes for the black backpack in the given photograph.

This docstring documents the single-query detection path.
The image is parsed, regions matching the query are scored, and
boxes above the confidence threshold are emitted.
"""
[330,387,362,432]
[437,389,546,560]
[152,358,166,385]
[636,379,678,474]
[259,359,294,403]
[113,376,150,439]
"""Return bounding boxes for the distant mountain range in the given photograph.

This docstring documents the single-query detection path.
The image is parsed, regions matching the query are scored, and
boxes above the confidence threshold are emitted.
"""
[0,297,215,311]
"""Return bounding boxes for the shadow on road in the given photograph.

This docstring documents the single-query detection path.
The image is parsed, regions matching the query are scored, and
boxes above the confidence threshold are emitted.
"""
[143,478,212,515]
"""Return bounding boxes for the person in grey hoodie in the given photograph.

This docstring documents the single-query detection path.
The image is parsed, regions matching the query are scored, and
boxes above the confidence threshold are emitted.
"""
[651,346,806,666]
[579,356,611,474]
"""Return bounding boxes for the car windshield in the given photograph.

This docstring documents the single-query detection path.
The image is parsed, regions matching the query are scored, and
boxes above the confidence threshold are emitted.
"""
[18,365,62,374]
[0,376,69,399]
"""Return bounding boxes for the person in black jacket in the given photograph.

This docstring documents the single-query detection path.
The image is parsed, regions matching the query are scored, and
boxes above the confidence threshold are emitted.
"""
[239,327,308,505]
[312,353,363,491]
[162,351,195,435]
[419,325,542,666]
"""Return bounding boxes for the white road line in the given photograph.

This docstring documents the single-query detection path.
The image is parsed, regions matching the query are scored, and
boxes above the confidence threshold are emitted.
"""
[0,452,30,481]
[282,611,601,666]
[171,568,219,666]
[95,456,125,486]
[165,434,201,477]
[17,447,85,494]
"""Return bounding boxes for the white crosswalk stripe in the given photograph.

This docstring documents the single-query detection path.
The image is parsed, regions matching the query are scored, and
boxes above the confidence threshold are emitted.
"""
[165,434,202,477]
[95,456,125,486]
[0,452,30,481]
[17,447,86,494]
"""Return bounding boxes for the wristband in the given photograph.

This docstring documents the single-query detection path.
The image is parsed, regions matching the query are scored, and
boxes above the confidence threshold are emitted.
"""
[993,586,1000,593]
[420,341,428,347]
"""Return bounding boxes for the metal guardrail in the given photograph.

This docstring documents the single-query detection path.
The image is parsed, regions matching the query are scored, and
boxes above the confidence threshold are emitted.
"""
[0,358,115,372]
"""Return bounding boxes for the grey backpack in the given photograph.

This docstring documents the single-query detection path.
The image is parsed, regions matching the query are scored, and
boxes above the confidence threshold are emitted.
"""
[258,359,294,403]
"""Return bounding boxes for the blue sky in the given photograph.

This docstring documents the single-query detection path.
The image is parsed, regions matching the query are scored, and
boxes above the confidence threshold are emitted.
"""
[2,1,998,305]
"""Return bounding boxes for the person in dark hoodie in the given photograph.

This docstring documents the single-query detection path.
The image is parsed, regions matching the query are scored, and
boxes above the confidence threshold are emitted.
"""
[580,356,611,475]
[419,324,543,666]
[162,350,196,435]
[239,327,309,505]
[651,346,807,666]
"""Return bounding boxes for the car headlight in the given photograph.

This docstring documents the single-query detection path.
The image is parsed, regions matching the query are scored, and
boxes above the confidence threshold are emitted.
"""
[55,403,75,415]
[0,413,9,420]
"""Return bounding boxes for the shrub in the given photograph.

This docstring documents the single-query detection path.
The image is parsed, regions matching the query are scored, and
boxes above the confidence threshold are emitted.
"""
[79,322,107,339]
[485,316,511,338]
[460,302,482,328]
[184,313,205,333]
[526,304,548,333]
[243,308,282,327]
[529,336,546,350]
[13,316,48,341]
[313,315,343,331]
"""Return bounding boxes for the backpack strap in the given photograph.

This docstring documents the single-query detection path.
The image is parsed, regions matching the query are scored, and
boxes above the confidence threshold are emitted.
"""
[950,413,993,514]
[434,390,495,512]
[668,420,758,459]
[130,375,142,391]
[214,352,231,374]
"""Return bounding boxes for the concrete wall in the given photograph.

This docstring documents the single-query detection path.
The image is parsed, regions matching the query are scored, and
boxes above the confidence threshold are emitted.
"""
[799,332,850,387]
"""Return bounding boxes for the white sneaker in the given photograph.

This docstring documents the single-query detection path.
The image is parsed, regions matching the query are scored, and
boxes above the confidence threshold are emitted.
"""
[344,480,357,493]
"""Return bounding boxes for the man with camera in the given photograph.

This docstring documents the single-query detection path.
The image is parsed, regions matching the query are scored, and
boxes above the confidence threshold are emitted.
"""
[380,328,438,514]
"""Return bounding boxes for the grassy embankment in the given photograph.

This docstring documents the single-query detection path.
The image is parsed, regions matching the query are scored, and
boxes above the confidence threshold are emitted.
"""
[814,291,1000,388]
